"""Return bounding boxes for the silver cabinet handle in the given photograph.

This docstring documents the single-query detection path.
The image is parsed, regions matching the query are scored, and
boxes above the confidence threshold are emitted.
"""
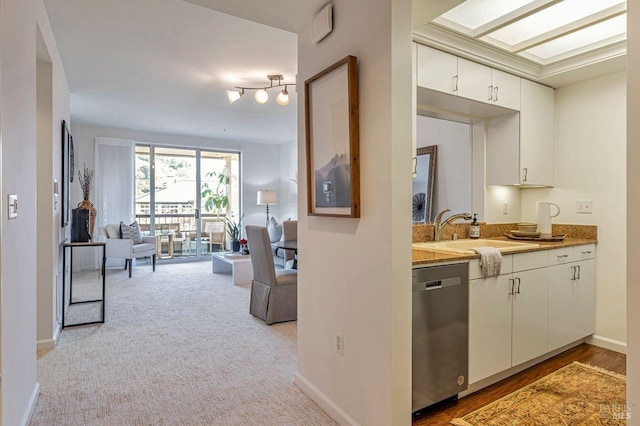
[488,85,493,101]
[557,254,569,260]
[453,75,458,93]
[515,277,521,294]
[522,168,528,182]
[571,266,576,280]
[493,86,499,102]
[582,250,592,255]
[577,265,581,280]
[509,278,515,295]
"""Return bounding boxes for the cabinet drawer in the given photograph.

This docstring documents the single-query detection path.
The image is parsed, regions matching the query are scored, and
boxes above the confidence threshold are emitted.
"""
[513,250,548,272]
[574,244,595,260]
[549,247,574,265]
[469,255,512,280]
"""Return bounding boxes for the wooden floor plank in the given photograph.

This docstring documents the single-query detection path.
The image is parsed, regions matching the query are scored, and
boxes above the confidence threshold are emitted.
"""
[412,343,626,425]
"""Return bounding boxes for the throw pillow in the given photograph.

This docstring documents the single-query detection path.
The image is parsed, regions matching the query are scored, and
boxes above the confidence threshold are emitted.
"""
[120,221,143,244]
[267,217,283,243]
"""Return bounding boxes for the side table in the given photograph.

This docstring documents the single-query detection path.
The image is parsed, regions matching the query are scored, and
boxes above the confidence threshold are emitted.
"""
[62,241,106,328]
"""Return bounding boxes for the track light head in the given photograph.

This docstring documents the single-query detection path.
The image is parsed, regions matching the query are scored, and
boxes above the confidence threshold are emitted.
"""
[276,86,290,106]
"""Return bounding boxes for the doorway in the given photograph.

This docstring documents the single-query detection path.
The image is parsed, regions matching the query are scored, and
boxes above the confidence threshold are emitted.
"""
[134,145,240,261]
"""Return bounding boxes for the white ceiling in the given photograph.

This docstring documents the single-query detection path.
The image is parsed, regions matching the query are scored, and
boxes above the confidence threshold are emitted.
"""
[44,0,303,144]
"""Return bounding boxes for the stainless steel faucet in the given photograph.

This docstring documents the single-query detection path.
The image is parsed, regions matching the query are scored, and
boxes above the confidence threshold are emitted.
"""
[433,209,473,241]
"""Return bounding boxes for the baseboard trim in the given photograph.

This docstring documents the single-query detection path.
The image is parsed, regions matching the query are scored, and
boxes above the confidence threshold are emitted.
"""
[294,372,359,426]
[585,335,627,354]
[20,382,40,426]
[36,322,61,350]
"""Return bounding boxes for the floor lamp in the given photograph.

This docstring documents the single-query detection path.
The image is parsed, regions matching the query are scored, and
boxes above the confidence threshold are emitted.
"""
[257,190,277,226]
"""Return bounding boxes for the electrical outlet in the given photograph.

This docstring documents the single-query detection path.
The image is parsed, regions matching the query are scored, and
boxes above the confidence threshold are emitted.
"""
[576,200,593,214]
[335,332,344,356]
[503,201,509,215]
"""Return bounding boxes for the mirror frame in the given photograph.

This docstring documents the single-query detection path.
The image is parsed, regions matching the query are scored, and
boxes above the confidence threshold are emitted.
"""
[414,145,437,223]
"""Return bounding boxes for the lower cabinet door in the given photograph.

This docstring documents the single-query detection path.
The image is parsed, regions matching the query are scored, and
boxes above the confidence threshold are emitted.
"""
[469,275,512,383]
[512,268,549,366]
[574,259,596,340]
[548,264,574,351]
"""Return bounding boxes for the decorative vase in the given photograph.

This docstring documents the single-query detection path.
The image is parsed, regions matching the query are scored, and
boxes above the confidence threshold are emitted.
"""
[232,240,240,252]
[77,199,96,237]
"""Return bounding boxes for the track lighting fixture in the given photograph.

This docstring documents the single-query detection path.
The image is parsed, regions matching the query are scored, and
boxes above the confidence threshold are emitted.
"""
[227,75,295,106]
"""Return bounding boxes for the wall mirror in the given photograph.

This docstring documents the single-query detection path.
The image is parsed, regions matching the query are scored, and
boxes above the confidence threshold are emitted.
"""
[412,145,437,223]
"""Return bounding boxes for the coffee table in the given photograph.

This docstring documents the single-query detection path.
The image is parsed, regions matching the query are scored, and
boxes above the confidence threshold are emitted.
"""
[211,252,253,285]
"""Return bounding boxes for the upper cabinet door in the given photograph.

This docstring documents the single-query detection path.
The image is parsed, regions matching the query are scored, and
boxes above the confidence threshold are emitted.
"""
[491,69,520,110]
[520,79,554,186]
[457,58,492,104]
[416,45,458,95]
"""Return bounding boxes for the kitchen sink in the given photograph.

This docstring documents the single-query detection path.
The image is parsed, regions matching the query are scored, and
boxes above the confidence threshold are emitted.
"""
[412,239,540,254]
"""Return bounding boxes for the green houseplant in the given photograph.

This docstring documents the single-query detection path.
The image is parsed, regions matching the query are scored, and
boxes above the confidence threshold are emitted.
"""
[225,213,244,252]
[201,170,230,216]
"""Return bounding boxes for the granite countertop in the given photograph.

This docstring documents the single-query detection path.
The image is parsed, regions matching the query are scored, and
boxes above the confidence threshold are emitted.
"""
[412,236,597,266]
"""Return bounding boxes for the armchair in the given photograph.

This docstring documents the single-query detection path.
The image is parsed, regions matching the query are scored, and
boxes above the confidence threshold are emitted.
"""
[202,218,225,252]
[100,224,156,278]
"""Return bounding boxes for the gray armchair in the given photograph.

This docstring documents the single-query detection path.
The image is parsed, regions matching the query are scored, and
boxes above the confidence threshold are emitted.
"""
[245,225,297,325]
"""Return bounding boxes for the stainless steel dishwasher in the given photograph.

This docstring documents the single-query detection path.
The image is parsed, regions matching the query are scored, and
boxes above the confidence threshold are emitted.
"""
[412,262,469,413]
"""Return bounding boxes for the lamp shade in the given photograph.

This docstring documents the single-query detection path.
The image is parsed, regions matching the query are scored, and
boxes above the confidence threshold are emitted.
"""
[226,90,242,104]
[257,190,277,205]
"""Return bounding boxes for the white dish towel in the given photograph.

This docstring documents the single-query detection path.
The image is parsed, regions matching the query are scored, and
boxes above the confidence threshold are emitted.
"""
[473,247,503,278]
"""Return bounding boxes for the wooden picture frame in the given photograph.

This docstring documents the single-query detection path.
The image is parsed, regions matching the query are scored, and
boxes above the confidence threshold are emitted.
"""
[61,120,70,227]
[305,55,360,217]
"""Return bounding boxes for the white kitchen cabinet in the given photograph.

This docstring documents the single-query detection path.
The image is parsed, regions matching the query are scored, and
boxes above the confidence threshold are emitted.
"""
[416,44,458,95]
[520,79,554,186]
[469,252,548,383]
[416,45,520,110]
[469,273,512,384]
[511,267,549,366]
[491,68,521,110]
[457,58,492,104]
[486,79,554,186]
[457,59,521,110]
[548,246,596,351]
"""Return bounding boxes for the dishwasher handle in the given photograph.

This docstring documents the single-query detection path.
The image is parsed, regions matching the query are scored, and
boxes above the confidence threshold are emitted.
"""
[413,276,461,292]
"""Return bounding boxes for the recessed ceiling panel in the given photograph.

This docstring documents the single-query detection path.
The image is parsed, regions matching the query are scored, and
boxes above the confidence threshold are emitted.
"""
[485,0,624,47]
[522,14,626,60]
[439,0,536,31]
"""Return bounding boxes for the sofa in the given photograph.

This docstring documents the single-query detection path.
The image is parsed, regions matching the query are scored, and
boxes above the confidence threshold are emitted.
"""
[267,218,297,268]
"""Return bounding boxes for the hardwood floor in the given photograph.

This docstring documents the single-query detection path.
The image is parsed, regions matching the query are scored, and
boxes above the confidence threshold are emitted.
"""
[412,343,626,425]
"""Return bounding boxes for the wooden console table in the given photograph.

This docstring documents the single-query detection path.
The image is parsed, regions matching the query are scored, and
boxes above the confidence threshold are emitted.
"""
[62,241,106,328]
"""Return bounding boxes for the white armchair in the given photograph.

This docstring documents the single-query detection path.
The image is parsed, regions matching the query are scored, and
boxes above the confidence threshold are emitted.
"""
[100,224,156,278]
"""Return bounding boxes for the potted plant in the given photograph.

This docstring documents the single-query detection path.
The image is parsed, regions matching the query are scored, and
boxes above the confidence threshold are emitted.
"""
[224,213,244,252]
[201,170,230,216]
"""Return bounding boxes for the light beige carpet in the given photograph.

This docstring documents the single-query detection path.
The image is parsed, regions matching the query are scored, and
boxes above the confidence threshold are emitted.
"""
[451,362,627,425]
[30,261,336,426]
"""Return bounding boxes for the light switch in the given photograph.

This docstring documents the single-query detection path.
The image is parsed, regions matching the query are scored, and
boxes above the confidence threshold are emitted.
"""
[8,194,17,219]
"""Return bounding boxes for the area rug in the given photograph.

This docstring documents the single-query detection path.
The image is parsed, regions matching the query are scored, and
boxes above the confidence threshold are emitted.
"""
[451,362,627,425]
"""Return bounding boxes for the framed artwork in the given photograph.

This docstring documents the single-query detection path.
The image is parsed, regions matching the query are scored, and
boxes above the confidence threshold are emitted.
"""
[61,120,70,227]
[305,55,360,217]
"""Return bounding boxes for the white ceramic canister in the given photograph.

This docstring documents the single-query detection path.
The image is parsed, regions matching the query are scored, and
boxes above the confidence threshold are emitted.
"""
[535,201,560,237]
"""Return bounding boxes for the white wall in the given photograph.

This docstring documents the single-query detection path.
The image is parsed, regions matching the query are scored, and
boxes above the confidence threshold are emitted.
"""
[278,140,297,221]
[295,1,413,425]
[71,125,284,238]
[35,1,70,351]
[522,71,627,349]
[627,1,639,416]
[2,0,40,422]
[416,115,471,219]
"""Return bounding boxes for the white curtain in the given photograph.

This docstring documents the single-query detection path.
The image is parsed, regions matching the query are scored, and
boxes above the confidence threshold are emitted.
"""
[96,137,135,267]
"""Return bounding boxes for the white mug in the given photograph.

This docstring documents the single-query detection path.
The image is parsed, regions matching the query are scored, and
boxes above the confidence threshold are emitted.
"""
[535,202,560,237]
